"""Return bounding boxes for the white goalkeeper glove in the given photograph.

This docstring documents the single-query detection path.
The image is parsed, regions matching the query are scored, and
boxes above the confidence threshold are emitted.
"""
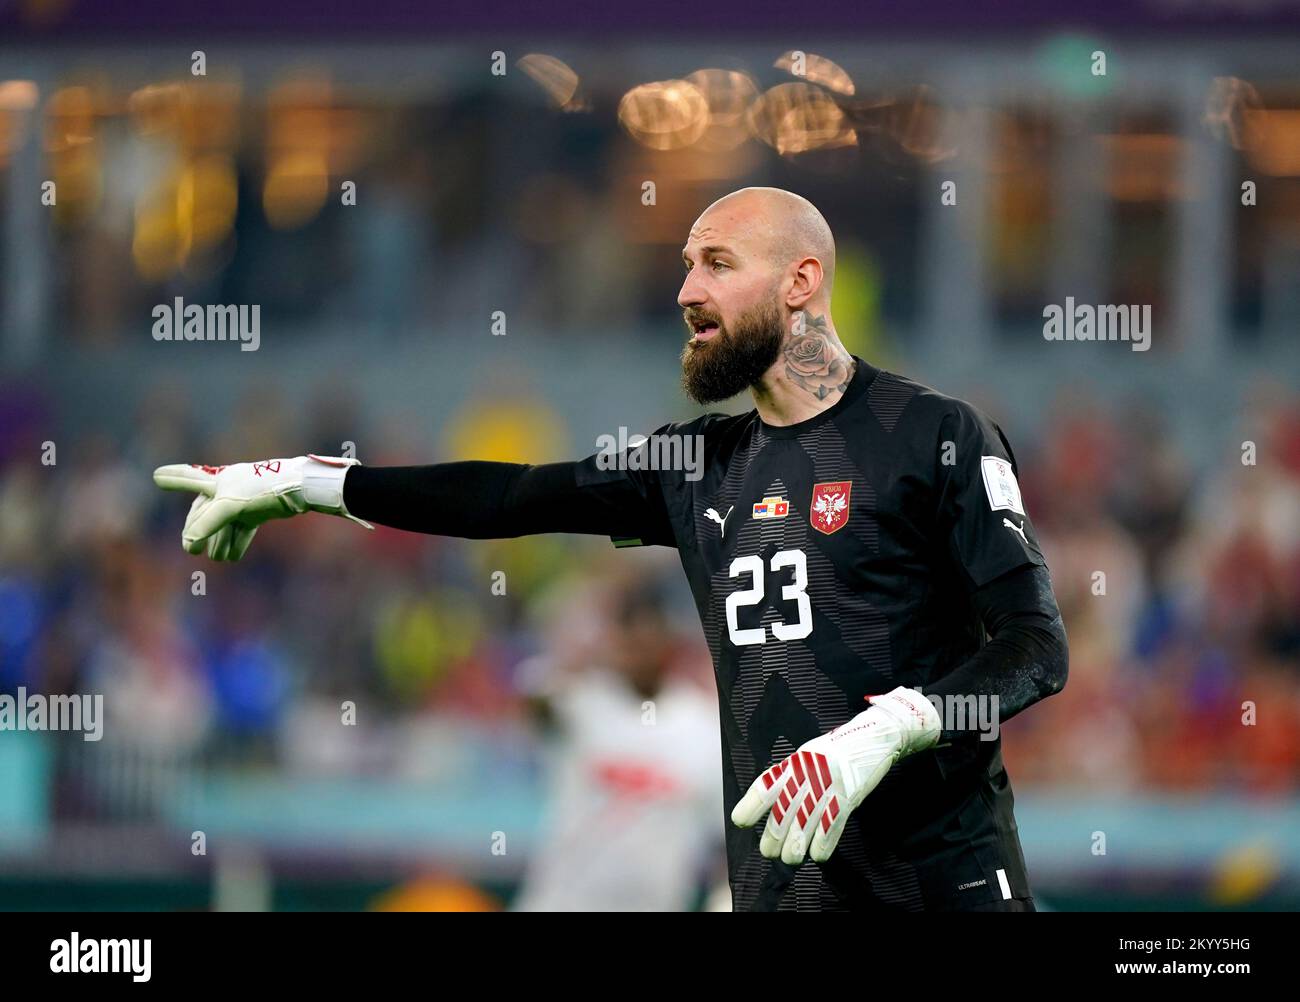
[152,455,373,561]
[731,686,942,866]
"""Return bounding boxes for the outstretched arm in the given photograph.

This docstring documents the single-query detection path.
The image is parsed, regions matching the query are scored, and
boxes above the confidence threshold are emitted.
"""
[154,452,669,561]
[343,461,649,539]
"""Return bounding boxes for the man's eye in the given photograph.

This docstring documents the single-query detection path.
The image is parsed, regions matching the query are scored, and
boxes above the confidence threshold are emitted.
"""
[712,261,728,271]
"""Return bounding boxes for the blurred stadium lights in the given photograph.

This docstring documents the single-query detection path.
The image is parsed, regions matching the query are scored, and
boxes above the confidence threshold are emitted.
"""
[746,82,857,156]
[881,85,955,164]
[618,79,711,151]
[1248,109,1300,176]
[687,69,759,154]
[263,75,350,232]
[0,80,39,164]
[516,53,586,112]
[773,50,856,96]
[262,150,330,231]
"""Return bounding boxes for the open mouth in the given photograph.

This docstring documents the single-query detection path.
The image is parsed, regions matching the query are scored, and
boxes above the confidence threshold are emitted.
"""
[690,318,721,340]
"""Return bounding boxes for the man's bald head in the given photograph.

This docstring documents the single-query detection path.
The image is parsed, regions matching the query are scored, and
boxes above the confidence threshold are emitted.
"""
[695,187,836,301]
[678,188,841,404]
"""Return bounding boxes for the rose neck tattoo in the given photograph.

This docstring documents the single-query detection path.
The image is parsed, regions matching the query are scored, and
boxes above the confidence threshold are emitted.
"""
[783,312,855,402]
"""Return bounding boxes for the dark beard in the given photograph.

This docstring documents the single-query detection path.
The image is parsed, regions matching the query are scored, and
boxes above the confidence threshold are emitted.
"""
[680,298,785,405]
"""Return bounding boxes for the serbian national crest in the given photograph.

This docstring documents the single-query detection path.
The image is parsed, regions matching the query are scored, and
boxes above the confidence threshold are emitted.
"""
[810,481,851,535]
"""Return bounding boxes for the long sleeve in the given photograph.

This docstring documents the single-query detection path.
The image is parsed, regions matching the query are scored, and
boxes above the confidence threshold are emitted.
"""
[924,563,1069,744]
[341,459,671,541]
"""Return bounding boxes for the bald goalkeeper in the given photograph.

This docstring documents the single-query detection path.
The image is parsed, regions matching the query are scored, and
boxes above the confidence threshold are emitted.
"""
[155,187,1069,912]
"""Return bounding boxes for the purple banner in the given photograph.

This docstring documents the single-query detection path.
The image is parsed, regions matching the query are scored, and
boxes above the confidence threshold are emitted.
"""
[2,0,1300,41]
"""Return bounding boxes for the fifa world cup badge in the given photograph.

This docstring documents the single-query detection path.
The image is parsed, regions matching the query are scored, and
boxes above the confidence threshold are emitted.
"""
[810,481,852,534]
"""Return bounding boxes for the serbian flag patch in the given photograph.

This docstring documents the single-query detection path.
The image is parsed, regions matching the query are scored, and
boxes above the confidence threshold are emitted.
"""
[752,496,790,521]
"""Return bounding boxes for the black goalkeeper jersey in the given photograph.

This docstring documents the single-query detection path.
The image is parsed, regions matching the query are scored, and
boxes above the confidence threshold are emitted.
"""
[573,356,1048,911]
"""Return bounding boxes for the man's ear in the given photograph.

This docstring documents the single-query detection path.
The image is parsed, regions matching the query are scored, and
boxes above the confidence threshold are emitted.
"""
[784,257,823,310]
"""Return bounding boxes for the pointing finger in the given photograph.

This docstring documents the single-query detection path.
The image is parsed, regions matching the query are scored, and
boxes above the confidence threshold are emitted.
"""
[154,463,219,497]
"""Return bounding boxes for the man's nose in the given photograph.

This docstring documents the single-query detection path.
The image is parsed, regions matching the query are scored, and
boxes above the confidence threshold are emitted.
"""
[678,268,708,309]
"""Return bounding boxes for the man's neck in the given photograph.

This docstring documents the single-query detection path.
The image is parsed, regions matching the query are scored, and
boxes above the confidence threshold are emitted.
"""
[750,309,856,427]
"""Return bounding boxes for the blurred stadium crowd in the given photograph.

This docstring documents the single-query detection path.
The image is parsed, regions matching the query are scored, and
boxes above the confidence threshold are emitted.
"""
[2,366,1298,812]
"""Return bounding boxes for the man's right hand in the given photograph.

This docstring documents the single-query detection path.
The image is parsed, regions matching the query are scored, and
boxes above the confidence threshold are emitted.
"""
[152,455,371,561]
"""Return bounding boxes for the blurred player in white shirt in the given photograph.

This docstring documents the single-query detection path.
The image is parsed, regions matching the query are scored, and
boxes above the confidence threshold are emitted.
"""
[513,568,724,912]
